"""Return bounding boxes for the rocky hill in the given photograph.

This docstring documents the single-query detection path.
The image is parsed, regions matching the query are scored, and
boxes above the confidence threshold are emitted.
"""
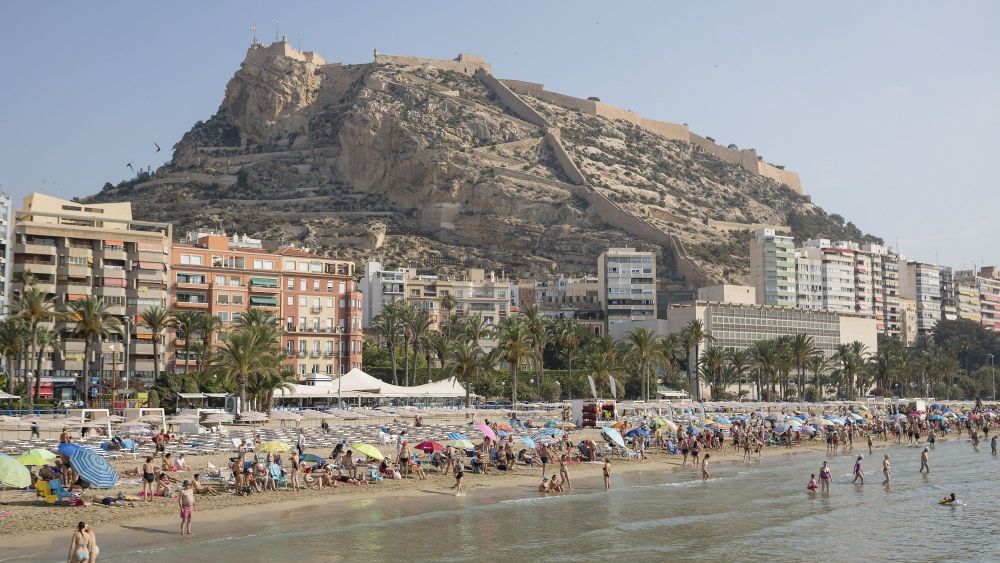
[87,40,878,285]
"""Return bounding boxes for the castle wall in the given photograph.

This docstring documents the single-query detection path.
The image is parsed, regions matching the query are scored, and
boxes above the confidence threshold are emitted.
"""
[477,71,549,128]
[245,40,325,66]
[543,130,588,185]
[755,162,803,194]
[375,54,490,76]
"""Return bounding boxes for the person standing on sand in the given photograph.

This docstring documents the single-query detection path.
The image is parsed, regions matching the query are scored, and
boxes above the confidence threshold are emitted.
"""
[559,454,571,490]
[451,460,465,496]
[819,461,832,493]
[701,454,711,480]
[919,447,930,473]
[992,435,998,456]
[289,451,301,491]
[867,434,873,455]
[852,455,864,485]
[178,480,195,535]
[141,457,156,502]
[882,455,892,485]
[603,459,611,490]
[538,444,552,477]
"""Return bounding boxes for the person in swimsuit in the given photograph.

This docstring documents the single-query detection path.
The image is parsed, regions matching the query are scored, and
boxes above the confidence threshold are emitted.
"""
[452,461,465,496]
[141,457,156,502]
[538,444,551,477]
[559,454,571,490]
[919,447,930,473]
[290,451,301,491]
[701,453,711,480]
[939,493,957,505]
[67,521,98,562]
[852,455,864,485]
[603,459,611,490]
[807,473,818,492]
[881,455,892,485]
[179,480,195,535]
[819,461,832,493]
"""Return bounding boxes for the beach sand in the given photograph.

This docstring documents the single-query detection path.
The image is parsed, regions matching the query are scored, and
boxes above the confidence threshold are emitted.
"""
[0,428,947,561]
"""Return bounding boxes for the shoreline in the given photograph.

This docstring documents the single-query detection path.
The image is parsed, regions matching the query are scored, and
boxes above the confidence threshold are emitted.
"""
[1,432,939,560]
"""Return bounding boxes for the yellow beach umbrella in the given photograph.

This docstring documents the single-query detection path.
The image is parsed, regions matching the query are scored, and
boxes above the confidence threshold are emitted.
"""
[257,441,291,453]
[0,454,31,488]
[16,449,56,466]
[350,443,384,461]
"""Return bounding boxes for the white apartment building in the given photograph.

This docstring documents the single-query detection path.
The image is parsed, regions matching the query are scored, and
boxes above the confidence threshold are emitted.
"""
[0,193,12,317]
[360,261,404,329]
[598,248,656,327]
[750,229,796,307]
[899,260,941,336]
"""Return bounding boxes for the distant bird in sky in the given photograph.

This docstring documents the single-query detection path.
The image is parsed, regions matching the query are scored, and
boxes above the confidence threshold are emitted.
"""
[126,162,135,174]
[154,142,161,152]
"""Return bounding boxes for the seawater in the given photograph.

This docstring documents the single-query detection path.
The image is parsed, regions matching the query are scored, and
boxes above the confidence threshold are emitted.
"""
[21,440,1000,562]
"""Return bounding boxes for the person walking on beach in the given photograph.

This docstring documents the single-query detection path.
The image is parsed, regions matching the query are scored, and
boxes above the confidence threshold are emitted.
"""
[852,455,864,485]
[992,435,998,456]
[819,461,832,493]
[881,455,892,485]
[67,521,98,562]
[928,429,936,449]
[701,453,711,480]
[297,431,305,456]
[559,454,572,490]
[178,480,195,535]
[451,461,465,496]
[603,459,611,490]
[919,447,930,473]
[867,434,873,455]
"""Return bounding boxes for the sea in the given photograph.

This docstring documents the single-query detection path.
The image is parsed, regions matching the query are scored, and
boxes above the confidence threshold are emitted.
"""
[15,439,1000,562]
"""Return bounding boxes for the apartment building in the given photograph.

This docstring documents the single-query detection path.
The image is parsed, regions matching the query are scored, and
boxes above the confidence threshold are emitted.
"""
[598,248,657,327]
[751,229,796,307]
[952,267,1000,331]
[360,261,404,329]
[530,274,604,336]
[403,268,509,351]
[939,267,959,322]
[898,260,941,336]
[0,193,13,316]
[11,193,171,397]
[170,231,362,377]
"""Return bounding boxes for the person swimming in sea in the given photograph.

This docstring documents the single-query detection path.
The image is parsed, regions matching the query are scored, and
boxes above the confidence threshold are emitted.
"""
[939,493,957,505]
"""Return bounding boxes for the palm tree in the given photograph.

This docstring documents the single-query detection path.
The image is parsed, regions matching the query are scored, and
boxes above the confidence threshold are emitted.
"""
[406,308,432,387]
[555,318,585,394]
[171,310,201,375]
[789,334,816,399]
[196,314,222,372]
[868,345,902,397]
[461,314,494,346]
[583,344,620,398]
[835,342,870,400]
[398,304,416,386]
[774,336,794,399]
[751,339,779,400]
[446,339,490,407]
[247,368,297,412]
[496,316,535,408]
[32,326,62,401]
[0,318,29,394]
[680,320,712,401]
[71,297,121,404]
[440,294,458,333]
[624,327,659,401]
[371,302,404,384]
[237,307,276,329]
[216,324,283,410]
[804,354,831,400]
[727,348,753,401]
[15,286,62,404]
[522,305,549,389]
[698,345,728,400]
[138,306,171,380]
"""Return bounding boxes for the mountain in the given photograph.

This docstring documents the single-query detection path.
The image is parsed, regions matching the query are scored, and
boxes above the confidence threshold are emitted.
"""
[86,40,878,285]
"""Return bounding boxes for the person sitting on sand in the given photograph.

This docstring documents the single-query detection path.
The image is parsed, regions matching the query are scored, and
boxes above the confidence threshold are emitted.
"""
[549,475,564,493]
[410,454,427,480]
[175,453,187,471]
[162,453,180,472]
[192,474,221,496]
[156,473,174,497]
[244,467,260,494]
[538,476,551,493]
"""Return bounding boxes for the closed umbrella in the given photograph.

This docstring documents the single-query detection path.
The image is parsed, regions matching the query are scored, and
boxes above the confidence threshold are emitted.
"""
[474,421,498,442]
[17,449,56,466]
[69,450,119,489]
[350,443,385,461]
[0,454,31,488]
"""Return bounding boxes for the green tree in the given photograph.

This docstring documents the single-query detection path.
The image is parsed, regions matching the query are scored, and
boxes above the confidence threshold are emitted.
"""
[698,345,729,400]
[71,297,120,404]
[15,286,63,405]
[406,308,432,386]
[789,334,817,399]
[216,323,284,411]
[522,305,549,389]
[371,302,404,384]
[171,310,202,375]
[680,320,712,400]
[496,316,536,407]
[624,327,659,401]
[138,306,171,380]
[445,339,491,408]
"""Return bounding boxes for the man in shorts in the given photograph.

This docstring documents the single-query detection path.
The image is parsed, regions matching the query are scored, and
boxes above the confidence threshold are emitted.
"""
[178,480,195,535]
[452,461,465,496]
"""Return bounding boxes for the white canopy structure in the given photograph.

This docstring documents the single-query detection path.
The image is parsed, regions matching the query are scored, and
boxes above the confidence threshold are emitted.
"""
[275,368,471,401]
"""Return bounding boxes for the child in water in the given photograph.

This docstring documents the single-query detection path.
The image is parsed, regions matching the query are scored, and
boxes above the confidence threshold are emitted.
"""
[806,474,818,492]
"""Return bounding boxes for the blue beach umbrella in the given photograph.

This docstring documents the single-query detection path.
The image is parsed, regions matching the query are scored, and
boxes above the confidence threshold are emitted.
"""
[447,432,468,441]
[714,417,731,425]
[928,415,943,421]
[299,453,324,464]
[519,436,537,449]
[69,449,119,489]
[57,443,82,457]
[625,428,651,439]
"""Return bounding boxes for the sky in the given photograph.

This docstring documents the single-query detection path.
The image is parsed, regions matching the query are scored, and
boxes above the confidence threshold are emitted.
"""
[1,1,997,268]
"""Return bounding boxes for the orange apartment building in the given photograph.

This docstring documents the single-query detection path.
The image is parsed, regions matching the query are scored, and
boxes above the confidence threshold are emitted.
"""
[169,231,362,378]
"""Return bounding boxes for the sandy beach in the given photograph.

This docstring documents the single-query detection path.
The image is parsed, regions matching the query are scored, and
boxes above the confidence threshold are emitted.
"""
[0,426,925,561]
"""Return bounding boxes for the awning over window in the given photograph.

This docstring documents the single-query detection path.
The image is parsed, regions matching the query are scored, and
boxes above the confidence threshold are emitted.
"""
[250,277,278,288]
[104,239,125,246]
[137,243,165,253]
[249,295,278,306]
[136,261,163,271]
[134,333,154,340]
[66,294,87,301]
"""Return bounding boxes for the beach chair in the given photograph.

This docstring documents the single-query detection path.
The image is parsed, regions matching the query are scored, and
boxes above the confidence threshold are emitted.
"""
[269,463,289,489]
[368,467,384,482]
[48,479,72,502]
[34,480,56,504]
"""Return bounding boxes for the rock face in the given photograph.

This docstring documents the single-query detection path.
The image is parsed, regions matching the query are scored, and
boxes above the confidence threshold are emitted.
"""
[88,40,878,284]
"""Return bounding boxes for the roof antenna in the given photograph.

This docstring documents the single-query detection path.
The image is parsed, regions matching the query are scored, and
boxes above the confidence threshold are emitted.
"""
[275,21,280,42]
[250,25,257,45]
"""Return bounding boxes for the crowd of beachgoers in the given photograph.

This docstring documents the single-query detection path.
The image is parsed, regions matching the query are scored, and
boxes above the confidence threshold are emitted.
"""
[2,399,998,560]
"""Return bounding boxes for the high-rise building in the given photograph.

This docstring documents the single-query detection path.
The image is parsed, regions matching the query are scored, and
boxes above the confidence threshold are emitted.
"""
[0,192,13,317]
[598,248,656,327]
[898,260,941,336]
[751,229,796,307]
[170,231,362,377]
[360,261,404,329]
[952,267,1000,331]
[11,193,172,397]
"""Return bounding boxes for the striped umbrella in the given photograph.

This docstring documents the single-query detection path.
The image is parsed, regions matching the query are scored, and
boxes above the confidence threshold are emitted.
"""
[447,432,468,441]
[69,449,119,489]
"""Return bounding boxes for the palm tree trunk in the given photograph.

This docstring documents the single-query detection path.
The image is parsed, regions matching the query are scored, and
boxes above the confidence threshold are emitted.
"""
[511,357,518,408]
[425,351,432,384]
[183,339,191,375]
[81,339,91,405]
[34,346,44,404]
[389,342,398,385]
[5,356,12,394]
[153,338,160,380]
[402,336,410,387]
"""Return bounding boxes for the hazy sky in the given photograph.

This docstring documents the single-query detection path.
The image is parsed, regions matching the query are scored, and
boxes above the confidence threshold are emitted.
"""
[1,1,997,267]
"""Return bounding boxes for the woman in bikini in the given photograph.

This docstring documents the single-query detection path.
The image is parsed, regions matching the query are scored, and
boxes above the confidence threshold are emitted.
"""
[67,521,98,562]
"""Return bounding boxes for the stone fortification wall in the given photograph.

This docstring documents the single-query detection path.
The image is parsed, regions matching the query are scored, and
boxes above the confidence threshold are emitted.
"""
[375,53,490,76]
[755,162,803,194]
[245,40,326,66]
[707,219,788,232]
[543,130,587,185]
[490,167,578,194]
[476,71,548,127]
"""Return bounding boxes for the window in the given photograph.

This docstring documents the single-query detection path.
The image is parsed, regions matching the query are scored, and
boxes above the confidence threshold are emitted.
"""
[216,312,229,322]
[215,275,225,285]
[287,278,294,289]
[326,281,333,292]
[286,340,293,353]
[299,296,307,306]
[312,365,319,374]
[339,282,346,294]
[326,298,334,307]
[313,341,321,353]
[312,297,321,307]
[326,364,333,375]
[229,276,240,287]
[298,263,307,272]
[217,294,229,304]
[313,280,320,291]
[299,364,305,375]
[299,341,307,354]
[222,256,245,269]
[326,318,333,331]
[231,313,243,324]
[310,262,322,273]
[300,279,306,291]
[180,254,203,265]
[326,342,334,354]
[252,259,274,270]
[232,295,243,305]
[287,296,294,306]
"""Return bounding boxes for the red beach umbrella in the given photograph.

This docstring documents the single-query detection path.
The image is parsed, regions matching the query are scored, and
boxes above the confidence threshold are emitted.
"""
[414,441,445,453]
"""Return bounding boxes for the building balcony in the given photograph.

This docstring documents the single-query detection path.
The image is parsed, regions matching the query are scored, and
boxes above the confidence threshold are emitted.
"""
[130,341,155,355]
[174,301,209,309]
[96,286,127,298]
[59,264,92,278]
[175,280,209,289]
[309,306,323,314]
[65,246,93,258]
[16,242,57,256]
[102,249,127,261]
